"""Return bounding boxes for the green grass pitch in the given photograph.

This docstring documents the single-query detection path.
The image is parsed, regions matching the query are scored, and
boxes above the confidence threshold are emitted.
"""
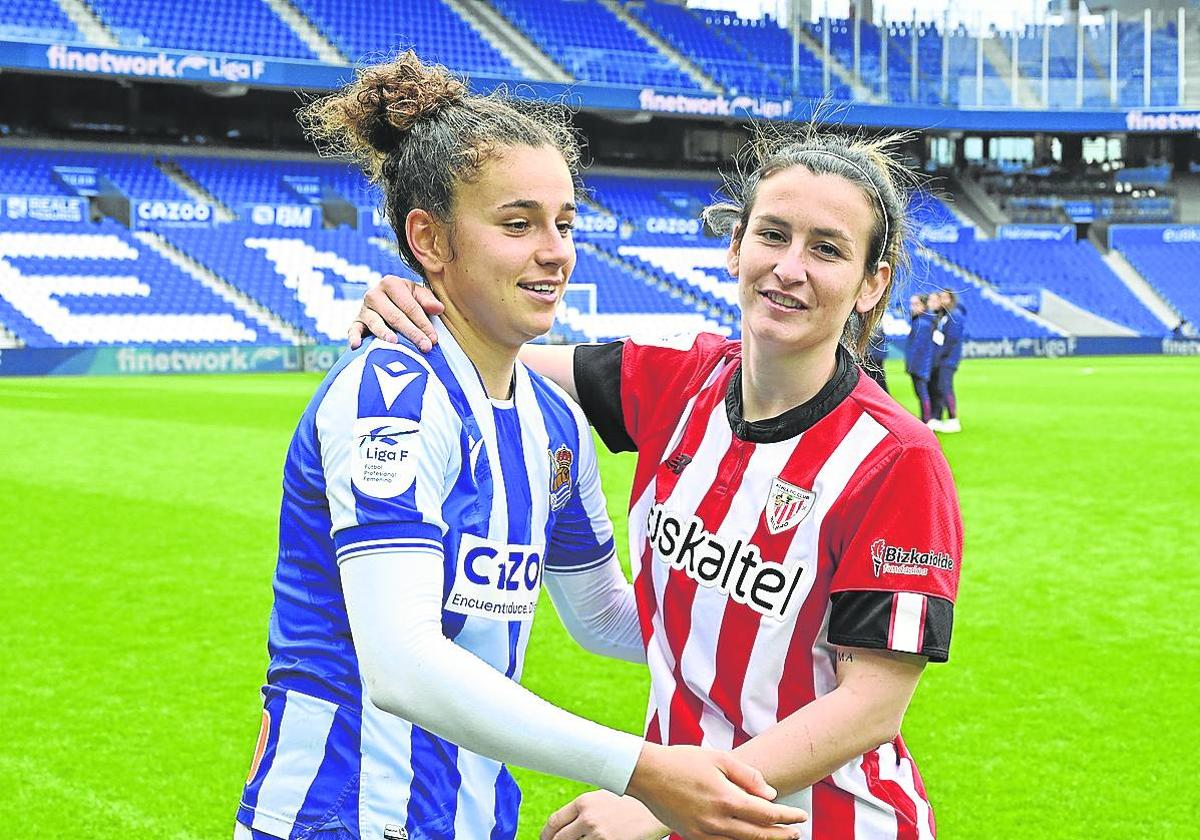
[1,355,1197,838]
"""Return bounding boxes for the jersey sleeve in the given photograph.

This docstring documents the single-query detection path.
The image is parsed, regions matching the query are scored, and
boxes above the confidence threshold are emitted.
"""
[825,443,963,662]
[574,332,732,453]
[545,404,617,574]
[317,344,458,566]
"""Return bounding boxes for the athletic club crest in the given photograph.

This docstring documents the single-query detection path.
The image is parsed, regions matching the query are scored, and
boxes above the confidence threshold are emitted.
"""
[765,477,816,535]
[549,444,573,510]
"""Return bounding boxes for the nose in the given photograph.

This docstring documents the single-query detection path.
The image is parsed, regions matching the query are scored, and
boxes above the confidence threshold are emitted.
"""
[535,225,574,270]
[773,244,807,286]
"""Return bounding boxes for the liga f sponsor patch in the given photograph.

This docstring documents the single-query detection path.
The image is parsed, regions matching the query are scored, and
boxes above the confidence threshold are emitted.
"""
[764,477,816,535]
[352,417,421,498]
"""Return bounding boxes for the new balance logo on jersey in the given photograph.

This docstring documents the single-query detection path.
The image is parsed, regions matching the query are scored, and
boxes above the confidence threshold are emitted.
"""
[870,539,956,578]
[646,503,805,620]
[664,451,693,474]
[447,533,545,620]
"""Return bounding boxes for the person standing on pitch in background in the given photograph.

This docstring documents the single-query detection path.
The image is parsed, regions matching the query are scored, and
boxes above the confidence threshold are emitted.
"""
[905,293,935,423]
[930,289,965,433]
[926,292,945,428]
[234,52,808,840]
[352,123,964,839]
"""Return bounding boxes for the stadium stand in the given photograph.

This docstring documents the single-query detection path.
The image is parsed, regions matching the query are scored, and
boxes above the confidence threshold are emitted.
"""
[696,9,830,98]
[0,0,78,42]
[0,219,280,346]
[491,0,700,90]
[627,1,789,97]
[87,0,317,59]
[1116,243,1200,326]
[0,147,191,201]
[931,240,1166,335]
[290,0,521,74]
[164,225,414,342]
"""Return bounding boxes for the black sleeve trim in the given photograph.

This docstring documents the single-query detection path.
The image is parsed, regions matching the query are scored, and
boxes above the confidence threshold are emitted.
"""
[829,590,954,663]
[573,341,637,453]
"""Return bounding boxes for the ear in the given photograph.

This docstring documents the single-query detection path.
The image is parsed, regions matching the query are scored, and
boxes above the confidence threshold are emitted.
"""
[855,261,891,314]
[725,225,742,278]
[405,208,452,276]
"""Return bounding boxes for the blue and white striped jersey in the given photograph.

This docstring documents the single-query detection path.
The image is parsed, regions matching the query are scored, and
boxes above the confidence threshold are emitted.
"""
[238,323,616,840]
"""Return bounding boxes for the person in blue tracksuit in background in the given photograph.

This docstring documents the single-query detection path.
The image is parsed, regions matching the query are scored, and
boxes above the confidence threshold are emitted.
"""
[930,290,965,433]
[905,293,935,423]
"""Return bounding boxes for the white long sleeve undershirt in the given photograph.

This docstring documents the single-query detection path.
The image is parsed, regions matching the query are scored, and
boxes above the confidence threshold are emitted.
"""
[340,547,644,795]
[544,560,646,664]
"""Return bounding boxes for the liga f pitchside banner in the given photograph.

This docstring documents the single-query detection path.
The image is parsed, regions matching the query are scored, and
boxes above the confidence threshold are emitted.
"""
[0,344,344,377]
[961,336,1200,359]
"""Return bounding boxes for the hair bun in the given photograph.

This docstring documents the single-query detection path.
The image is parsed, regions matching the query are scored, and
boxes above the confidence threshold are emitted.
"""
[357,51,467,151]
[300,50,467,166]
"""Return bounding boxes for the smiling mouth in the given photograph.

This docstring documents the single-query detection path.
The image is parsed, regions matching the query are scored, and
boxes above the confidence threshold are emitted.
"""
[518,282,559,294]
[760,290,807,311]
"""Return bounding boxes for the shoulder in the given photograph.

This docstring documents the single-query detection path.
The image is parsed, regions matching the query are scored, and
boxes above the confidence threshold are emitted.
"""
[846,375,946,467]
[621,330,738,385]
[320,337,453,423]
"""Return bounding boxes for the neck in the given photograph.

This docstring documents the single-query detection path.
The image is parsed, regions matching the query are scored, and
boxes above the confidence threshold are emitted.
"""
[437,302,519,400]
[741,335,840,422]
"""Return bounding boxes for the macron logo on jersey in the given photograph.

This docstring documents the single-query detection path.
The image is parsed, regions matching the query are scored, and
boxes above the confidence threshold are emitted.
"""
[646,503,805,620]
[373,359,421,411]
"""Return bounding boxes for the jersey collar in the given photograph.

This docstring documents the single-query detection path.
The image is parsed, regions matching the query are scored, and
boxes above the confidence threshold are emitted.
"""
[725,344,860,443]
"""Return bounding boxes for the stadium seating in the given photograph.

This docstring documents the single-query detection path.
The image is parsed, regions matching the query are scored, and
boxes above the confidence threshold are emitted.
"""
[931,240,1166,335]
[491,0,700,90]
[0,0,78,42]
[291,0,520,74]
[0,147,191,201]
[87,0,316,59]
[627,1,789,97]
[902,250,1056,339]
[566,246,726,342]
[1117,244,1200,326]
[173,156,382,213]
[164,224,415,342]
[696,9,830,98]
[0,219,276,346]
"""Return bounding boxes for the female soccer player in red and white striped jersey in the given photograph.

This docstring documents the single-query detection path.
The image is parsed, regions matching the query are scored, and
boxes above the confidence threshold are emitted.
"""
[353,124,963,840]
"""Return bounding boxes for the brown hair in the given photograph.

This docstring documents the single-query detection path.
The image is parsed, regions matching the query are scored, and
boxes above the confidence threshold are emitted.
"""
[703,122,919,357]
[299,51,582,277]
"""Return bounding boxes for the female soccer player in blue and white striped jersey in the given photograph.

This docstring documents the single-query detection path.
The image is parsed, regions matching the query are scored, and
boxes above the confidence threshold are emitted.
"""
[234,52,807,840]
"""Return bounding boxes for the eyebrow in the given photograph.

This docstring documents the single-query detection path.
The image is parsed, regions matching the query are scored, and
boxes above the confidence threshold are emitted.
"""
[754,214,854,244]
[496,199,577,213]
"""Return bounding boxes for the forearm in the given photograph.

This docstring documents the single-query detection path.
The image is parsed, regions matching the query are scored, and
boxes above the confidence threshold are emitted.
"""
[343,550,643,794]
[544,560,646,664]
[731,650,924,796]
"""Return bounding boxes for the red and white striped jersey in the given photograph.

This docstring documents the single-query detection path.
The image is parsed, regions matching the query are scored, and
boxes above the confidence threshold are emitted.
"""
[575,333,963,839]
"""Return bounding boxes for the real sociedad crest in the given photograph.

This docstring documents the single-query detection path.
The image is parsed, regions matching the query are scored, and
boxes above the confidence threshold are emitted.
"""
[765,477,816,535]
[549,444,574,510]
